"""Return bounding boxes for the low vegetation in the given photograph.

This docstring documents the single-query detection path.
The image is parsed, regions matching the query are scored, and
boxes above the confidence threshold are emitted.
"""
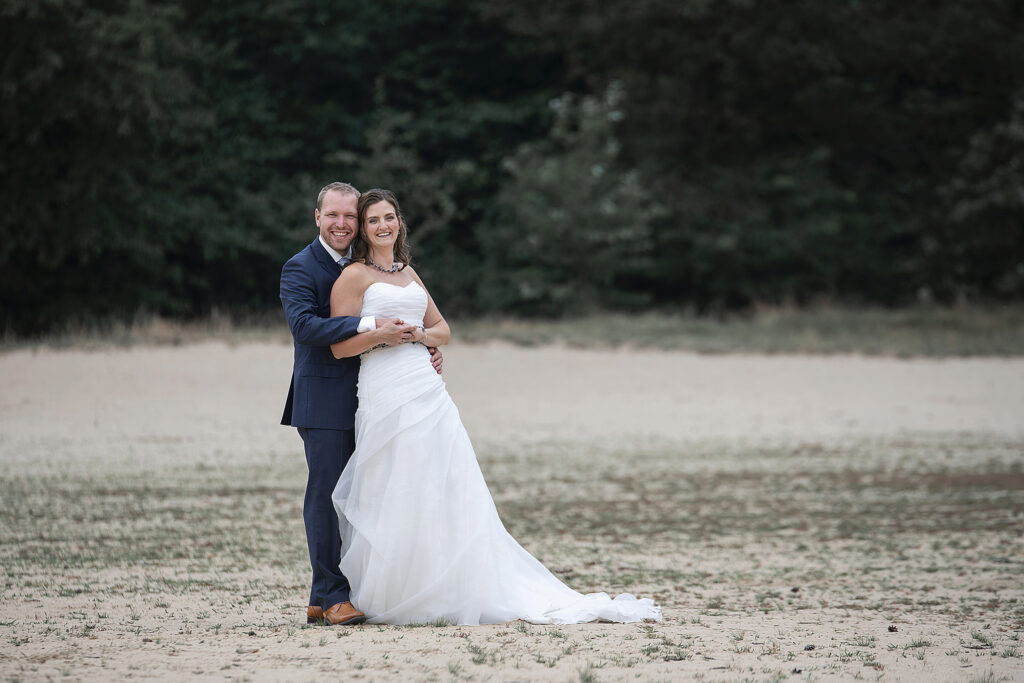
[2,433,1022,679]
[4,305,1023,357]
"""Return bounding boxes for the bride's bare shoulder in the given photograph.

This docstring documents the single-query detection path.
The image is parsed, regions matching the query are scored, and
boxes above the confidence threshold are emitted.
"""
[403,264,426,285]
[334,262,374,293]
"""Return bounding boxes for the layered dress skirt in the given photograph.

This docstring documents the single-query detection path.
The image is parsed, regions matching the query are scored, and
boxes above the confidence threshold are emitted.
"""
[332,282,661,625]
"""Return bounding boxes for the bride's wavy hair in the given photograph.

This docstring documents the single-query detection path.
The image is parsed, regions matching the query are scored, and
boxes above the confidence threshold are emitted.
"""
[351,188,411,270]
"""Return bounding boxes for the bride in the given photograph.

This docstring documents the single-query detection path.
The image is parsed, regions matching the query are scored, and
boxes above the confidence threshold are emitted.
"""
[328,188,661,626]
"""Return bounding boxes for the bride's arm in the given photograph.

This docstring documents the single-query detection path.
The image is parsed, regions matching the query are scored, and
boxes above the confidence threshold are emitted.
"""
[329,267,412,358]
[406,267,451,347]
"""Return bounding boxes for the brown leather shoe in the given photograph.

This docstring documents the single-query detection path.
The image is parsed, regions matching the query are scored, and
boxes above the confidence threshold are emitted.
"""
[323,601,366,626]
[306,605,324,624]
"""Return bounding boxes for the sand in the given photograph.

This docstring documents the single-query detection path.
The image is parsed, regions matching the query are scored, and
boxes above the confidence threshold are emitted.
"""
[1,342,1022,681]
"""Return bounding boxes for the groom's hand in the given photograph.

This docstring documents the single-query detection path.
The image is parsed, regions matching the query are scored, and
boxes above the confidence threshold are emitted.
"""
[428,346,443,374]
[375,319,414,346]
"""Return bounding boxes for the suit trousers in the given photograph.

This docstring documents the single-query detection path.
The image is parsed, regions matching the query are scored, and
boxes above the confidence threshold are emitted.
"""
[297,426,356,609]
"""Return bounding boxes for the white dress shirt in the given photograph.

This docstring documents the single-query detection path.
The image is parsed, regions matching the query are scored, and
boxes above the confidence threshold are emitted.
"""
[319,235,376,334]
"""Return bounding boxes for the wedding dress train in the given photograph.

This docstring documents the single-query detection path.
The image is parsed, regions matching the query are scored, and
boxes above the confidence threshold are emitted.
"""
[332,282,661,625]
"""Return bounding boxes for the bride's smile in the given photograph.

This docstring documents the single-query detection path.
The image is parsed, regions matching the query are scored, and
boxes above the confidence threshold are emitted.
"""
[363,202,400,251]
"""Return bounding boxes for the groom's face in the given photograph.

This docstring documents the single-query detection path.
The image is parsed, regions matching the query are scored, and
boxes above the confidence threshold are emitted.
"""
[315,190,359,253]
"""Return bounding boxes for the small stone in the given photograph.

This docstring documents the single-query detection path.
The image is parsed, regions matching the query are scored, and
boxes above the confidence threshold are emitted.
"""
[804,644,815,651]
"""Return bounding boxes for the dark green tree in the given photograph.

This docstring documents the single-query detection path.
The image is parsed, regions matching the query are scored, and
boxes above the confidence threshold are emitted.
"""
[1,0,212,332]
[480,82,663,314]
[3,0,1022,334]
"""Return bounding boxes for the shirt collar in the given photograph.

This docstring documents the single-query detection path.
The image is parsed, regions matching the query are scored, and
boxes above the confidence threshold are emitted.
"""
[318,235,352,264]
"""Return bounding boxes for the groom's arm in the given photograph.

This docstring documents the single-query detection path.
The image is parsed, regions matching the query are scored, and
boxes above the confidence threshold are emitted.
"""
[280,260,363,346]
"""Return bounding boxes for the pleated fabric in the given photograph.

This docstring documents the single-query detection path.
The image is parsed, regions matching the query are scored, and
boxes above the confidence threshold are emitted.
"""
[332,282,662,625]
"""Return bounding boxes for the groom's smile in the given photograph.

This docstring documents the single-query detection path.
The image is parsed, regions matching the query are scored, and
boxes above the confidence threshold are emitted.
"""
[315,189,359,253]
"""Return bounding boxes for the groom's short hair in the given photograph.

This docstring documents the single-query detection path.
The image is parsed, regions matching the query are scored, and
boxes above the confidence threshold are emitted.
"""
[317,182,360,210]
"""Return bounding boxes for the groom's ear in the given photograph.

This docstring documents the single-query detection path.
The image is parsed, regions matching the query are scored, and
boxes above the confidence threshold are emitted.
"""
[313,208,321,226]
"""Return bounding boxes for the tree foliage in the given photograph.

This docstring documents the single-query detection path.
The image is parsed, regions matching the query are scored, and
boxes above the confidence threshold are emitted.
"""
[480,82,662,314]
[1,0,1022,333]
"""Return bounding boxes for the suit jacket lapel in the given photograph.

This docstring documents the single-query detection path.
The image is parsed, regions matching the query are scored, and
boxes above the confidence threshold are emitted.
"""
[310,238,343,277]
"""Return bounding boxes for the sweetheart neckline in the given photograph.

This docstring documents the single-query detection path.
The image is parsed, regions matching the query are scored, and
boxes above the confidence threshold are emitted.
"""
[366,281,422,293]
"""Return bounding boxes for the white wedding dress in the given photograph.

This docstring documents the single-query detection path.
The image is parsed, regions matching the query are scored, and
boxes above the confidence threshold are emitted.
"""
[332,282,661,625]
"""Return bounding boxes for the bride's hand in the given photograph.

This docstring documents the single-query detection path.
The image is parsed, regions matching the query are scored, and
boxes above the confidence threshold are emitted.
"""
[401,326,425,344]
[377,320,414,346]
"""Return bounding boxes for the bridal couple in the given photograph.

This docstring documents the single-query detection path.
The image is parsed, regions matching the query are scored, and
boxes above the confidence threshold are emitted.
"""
[280,182,661,626]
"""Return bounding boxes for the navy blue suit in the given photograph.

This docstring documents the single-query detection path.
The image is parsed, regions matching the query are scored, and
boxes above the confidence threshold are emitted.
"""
[280,238,362,610]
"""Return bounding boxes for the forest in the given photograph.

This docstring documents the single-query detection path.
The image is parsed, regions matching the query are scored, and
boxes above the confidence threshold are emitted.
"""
[2,0,1023,334]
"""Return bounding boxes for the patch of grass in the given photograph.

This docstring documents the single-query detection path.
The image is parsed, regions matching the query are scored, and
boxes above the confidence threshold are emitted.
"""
[577,663,600,683]
[534,653,560,668]
[7,305,1024,356]
[454,305,1024,357]
[0,310,290,352]
[465,642,503,666]
[404,617,452,628]
[704,596,725,611]
[640,643,662,657]
[968,671,1011,683]
[973,631,996,648]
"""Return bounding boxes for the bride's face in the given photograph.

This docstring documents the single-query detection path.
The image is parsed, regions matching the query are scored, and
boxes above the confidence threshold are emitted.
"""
[362,201,400,252]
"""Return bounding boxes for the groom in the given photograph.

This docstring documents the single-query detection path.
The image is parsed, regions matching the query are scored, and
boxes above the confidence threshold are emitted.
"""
[280,181,442,625]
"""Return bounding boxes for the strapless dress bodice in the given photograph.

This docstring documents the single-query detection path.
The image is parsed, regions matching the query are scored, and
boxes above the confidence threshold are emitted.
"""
[360,281,426,327]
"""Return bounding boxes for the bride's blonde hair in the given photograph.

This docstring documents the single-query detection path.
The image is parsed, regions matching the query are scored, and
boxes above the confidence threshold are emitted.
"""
[351,188,411,269]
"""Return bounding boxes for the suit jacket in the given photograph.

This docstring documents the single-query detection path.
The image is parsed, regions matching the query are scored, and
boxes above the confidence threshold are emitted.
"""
[280,238,362,430]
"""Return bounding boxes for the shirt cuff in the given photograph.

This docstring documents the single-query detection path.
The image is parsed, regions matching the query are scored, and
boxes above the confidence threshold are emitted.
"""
[357,316,376,334]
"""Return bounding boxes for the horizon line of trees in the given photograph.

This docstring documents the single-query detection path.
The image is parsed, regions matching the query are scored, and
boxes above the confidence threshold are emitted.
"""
[2,0,1023,335]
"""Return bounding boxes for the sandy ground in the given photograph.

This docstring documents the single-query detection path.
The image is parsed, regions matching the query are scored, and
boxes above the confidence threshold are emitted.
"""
[1,341,1023,681]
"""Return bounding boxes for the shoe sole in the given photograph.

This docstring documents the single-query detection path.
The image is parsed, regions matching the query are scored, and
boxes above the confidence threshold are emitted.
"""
[308,615,367,626]
[328,615,367,626]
